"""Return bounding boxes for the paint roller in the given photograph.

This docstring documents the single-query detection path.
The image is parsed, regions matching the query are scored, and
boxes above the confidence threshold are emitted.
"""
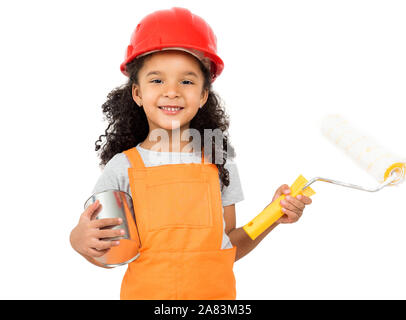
[243,114,405,240]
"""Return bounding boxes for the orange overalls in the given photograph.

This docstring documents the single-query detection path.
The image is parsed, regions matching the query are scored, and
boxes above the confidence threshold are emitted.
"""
[120,146,237,300]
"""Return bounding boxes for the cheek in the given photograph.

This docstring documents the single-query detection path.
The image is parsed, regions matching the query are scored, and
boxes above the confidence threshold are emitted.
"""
[142,90,159,104]
[185,89,203,106]
[183,107,199,119]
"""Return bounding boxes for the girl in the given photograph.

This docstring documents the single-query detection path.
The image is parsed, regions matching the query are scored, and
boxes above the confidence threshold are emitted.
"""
[70,7,312,300]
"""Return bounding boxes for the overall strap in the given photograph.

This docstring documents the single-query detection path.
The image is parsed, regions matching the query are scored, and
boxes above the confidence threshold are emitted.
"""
[201,147,205,164]
[123,147,145,170]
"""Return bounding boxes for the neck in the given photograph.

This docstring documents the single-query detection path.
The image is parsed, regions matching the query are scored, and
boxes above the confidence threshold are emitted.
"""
[140,127,200,153]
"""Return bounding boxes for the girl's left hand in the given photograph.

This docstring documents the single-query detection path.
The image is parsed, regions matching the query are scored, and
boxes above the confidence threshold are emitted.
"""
[272,184,312,224]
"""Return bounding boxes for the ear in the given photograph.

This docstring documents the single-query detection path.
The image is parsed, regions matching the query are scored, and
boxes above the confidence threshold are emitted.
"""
[132,83,143,106]
[200,88,209,108]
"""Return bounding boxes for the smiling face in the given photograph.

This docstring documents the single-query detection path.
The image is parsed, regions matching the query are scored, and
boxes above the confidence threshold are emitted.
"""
[132,50,209,134]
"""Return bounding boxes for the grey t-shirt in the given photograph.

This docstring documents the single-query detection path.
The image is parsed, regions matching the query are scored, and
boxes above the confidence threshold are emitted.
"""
[92,143,245,249]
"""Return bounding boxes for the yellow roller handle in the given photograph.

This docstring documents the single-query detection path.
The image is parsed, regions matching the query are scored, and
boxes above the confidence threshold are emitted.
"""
[243,175,316,240]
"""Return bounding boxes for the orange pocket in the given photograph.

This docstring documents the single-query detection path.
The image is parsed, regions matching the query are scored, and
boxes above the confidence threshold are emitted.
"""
[120,251,177,300]
[121,248,237,300]
[176,247,237,300]
[145,180,213,231]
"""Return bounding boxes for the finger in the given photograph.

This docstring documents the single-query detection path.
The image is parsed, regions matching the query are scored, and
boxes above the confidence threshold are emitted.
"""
[88,247,111,258]
[285,195,305,211]
[90,203,103,220]
[277,215,289,224]
[280,199,303,215]
[272,184,291,201]
[278,212,298,224]
[96,228,125,239]
[282,185,291,195]
[92,239,121,251]
[82,200,101,219]
[92,217,123,229]
[280,209,300,223]
[297,195,312,205]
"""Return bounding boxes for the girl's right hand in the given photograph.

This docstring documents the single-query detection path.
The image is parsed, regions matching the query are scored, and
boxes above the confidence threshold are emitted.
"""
[70,200,124,258]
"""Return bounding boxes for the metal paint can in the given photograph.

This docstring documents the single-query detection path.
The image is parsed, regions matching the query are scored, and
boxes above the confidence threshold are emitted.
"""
[84,190,141,267]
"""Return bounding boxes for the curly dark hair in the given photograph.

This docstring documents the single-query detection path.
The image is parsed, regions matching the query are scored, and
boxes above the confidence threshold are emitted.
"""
[94,53,236,191]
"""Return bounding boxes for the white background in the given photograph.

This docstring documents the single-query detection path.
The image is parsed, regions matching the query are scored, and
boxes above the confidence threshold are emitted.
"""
[0,0,405,299]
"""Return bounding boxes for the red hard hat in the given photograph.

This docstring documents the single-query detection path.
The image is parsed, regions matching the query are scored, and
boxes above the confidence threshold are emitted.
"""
[120,7,224,82]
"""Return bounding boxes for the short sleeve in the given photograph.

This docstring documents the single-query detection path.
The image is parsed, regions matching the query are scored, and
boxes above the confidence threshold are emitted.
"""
[91,153,131,195]
[220,159,244,207]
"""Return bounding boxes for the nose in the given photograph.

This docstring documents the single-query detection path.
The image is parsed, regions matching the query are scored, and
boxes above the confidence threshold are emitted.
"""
[163,81,180,99]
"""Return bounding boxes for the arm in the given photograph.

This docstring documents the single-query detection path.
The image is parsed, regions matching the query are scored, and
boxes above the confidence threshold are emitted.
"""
[224,185,312,262]
[224,204,279,262]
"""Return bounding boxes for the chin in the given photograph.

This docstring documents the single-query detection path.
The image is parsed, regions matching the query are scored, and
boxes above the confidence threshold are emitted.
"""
[158,119,186,131]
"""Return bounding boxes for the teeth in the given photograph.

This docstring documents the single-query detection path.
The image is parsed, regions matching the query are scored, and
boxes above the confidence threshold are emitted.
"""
[160,107,182,111]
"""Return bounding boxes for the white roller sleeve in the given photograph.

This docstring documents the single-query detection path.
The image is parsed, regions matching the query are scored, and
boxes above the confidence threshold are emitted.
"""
[321,115,405,184]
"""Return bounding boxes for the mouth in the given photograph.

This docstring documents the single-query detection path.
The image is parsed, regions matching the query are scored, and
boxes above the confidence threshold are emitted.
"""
[158,106,184,115]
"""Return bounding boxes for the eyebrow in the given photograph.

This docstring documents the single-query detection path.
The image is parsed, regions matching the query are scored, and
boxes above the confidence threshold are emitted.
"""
[145,71,199,78]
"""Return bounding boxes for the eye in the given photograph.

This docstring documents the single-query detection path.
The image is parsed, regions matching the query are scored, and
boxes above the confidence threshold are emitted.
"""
[181,80,194,85]
[150,79,162,84]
